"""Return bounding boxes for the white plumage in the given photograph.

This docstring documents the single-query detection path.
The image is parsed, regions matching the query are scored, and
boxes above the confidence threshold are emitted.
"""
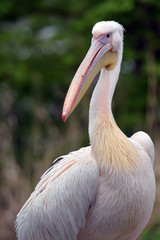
[15,21,156,240]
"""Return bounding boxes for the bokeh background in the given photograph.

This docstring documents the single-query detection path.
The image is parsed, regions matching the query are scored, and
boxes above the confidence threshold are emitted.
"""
[0,0,159,239]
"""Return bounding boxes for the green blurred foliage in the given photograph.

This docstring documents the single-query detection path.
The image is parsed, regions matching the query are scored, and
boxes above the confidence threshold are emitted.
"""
[141,225,160,240]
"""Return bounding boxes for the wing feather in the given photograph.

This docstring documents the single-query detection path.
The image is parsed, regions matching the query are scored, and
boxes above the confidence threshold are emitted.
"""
[15,146,98,240]
[130,131,155,165]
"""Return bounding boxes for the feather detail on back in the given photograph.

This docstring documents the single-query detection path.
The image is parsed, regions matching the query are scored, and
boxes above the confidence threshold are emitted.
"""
[15,147,99,240]
[130,131,155,165]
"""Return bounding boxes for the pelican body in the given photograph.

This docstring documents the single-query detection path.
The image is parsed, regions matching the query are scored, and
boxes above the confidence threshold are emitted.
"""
[15,21,155,240]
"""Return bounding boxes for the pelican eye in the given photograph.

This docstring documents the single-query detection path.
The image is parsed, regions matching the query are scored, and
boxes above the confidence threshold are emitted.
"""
[106,33,110,38]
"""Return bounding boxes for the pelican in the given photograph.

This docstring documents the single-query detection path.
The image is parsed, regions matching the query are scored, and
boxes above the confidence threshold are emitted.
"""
[15,21,156,240]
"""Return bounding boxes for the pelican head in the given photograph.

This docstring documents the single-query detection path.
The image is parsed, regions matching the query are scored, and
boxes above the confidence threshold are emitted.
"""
[62,21,124,121]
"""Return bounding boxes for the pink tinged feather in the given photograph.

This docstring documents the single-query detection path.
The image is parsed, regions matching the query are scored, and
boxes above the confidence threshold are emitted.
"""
[15,147,99,240]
